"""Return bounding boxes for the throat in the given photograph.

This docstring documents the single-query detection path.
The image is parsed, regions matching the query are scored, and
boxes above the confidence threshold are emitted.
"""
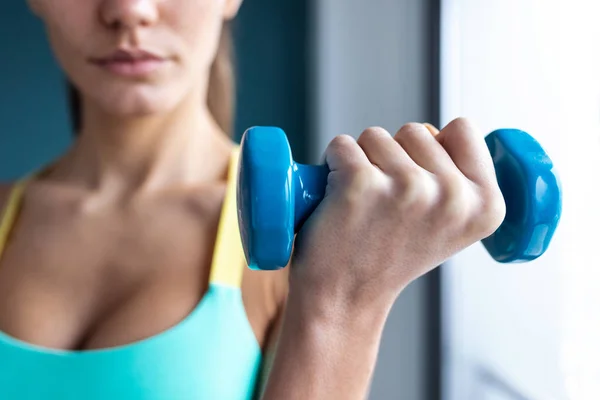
[49,111,234,197]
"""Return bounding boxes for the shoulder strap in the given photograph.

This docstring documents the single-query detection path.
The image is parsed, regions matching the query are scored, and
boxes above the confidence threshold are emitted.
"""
[0,179,29,257]
[209,147,247,288]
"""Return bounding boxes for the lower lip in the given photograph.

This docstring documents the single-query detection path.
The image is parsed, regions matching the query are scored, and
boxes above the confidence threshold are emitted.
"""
[95,59,167,77]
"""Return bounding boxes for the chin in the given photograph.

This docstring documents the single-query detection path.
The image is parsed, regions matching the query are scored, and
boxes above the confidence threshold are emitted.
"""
[93,82,184,117]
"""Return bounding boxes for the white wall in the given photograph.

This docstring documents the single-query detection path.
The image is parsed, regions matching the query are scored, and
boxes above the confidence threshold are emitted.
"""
[441,0,600,399]
[313,0,430,157]
[312,0,433,398]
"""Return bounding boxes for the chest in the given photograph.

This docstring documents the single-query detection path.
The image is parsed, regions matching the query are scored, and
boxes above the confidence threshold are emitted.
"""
[0,285,262,400]
[0,190,224,350]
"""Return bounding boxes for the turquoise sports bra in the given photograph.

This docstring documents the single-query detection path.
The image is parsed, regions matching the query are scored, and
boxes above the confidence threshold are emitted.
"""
[0,149,264,399]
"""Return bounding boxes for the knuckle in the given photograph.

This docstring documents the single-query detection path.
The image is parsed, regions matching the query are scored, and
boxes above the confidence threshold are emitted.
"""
[342,168,382,206]
[447,117,479,136]
[480,191,507,234]
[449,117,472,128]
[326,134,369,183]
[329,134,357,153]
[440,172,469,201]
[358,126,390,144]
[393,169,436,210]
[330,160,378,195]
[464,188,506,239]
[439,180,471,226]
[445,197,471,228]
[397,122,426,133]
[395,123,429,141]
[391,165,418,190]
[350,166,374,188]
[363,126,390,137]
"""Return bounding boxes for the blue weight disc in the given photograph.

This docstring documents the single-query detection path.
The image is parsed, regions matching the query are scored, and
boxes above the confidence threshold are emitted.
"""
[482,129,562,262]
[237,126,295,270]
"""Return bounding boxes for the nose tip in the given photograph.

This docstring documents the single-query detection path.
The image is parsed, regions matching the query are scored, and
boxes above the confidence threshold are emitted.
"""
[101,0,159,29]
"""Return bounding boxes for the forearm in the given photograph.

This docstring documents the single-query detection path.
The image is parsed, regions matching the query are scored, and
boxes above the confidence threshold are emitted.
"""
[260,287,391,400]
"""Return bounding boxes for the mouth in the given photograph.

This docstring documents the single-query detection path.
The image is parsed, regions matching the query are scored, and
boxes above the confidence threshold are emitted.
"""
[90,49,169,77]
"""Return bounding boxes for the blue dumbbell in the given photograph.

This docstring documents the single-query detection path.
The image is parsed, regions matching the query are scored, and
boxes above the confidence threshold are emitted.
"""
[237,126,562,270]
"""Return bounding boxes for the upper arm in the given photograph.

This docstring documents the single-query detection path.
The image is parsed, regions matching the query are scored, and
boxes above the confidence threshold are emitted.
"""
[254,303,285,400]
[253,266,289,400]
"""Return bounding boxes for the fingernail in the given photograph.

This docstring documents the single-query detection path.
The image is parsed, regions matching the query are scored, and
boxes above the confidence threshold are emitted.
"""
[422,122,440,135]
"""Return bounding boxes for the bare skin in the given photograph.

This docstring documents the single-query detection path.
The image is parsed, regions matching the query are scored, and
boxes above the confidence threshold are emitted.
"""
[0,0,289,357]
[0,173,287,352]
[261,119,506,399]
[2,1,506,399]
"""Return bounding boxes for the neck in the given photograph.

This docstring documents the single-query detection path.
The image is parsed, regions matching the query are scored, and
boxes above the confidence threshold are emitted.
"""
[51,90,234,196]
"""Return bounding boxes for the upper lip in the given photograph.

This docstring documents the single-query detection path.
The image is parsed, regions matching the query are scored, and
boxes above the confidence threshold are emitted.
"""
[91,48,165,64]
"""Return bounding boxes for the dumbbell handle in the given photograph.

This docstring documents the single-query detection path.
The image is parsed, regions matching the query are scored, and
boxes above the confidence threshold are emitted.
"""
[293,163,329,229]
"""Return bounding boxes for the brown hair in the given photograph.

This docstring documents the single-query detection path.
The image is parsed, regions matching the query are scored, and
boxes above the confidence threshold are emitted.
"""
[69,24,235,136]
[207,24,235,135]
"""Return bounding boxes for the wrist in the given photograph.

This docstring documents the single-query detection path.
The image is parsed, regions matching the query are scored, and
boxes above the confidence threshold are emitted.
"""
[285,278,392,335]
[263,267,395,400]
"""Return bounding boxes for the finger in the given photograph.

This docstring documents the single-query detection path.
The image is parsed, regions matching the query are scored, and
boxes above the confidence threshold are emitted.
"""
[435,118,495,185]
[355,127,415,174]
[423,123,440,136]
[324,134,371,172]
[393,123,457,175]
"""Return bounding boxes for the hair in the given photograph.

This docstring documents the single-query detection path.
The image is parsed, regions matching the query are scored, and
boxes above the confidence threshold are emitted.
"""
[69,23,235,136]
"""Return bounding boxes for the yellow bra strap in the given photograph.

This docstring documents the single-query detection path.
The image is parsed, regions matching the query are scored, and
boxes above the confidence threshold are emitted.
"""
[0,179,28,257]
[209,147,247,288]
[0,155,247,284]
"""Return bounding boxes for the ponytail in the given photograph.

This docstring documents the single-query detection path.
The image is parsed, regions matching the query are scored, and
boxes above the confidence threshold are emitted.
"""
[207,23,235,135]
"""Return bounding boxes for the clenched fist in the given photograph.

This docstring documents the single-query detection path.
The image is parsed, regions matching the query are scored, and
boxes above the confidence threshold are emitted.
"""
[290,118,506,311]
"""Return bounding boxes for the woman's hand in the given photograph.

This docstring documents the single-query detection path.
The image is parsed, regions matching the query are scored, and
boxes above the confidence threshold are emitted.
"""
[261,118,506,400]
[291,118,505,313]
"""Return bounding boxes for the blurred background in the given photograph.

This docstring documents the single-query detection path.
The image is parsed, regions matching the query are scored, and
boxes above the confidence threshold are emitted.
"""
[1,0,598,399]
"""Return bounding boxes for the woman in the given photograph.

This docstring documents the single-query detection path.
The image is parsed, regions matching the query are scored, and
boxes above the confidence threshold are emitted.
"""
[0,1,505,399]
